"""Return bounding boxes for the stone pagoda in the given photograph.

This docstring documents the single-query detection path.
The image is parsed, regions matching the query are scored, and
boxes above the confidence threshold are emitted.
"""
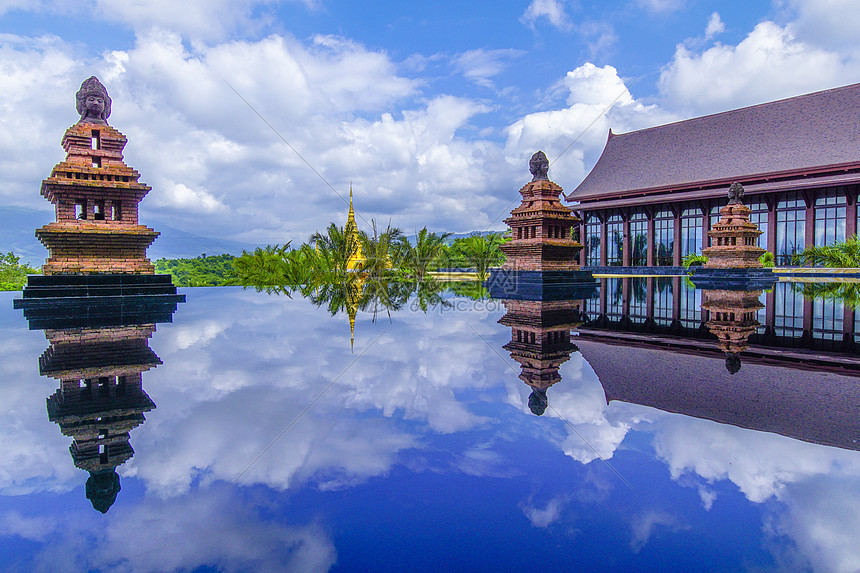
[500,151,584,271]
[16,77,184,307]
[701,289,764,374]
[499,298,585,415]
[488,151,595,300]
[36,76,157,274]
[42,324,160,513]
[692,182,776,289]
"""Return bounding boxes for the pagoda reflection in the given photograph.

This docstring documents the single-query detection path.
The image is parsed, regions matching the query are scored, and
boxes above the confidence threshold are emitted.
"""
[701,289,764,374]
[19,296,181,513]
[42,324,159,512]
[498,298,587,415]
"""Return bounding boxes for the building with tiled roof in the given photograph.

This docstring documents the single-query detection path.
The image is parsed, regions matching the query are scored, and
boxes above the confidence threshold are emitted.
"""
[567,83,860,266]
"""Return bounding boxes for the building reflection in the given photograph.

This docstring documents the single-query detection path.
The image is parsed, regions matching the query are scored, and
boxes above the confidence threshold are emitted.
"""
[498,298,586,415]
[20,299,180,513]
[584,276,859,354]
[575,276,860,451]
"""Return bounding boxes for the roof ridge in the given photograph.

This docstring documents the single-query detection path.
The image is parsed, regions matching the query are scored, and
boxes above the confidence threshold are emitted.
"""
[607,82,860,138]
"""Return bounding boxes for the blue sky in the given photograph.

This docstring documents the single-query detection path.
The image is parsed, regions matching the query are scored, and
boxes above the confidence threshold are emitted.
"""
[0,0,858,253]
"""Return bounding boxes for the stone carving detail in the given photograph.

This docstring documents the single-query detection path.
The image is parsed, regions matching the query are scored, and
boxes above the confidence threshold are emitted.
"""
[529,151,549,182]
[727,181,745,205]
[76,76,112,125]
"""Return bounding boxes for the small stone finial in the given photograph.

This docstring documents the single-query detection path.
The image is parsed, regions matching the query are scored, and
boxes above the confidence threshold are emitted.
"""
[85,469,121,513]
[75,76,112,125]
[727,182,745,205]
[529,151,549,182]
[725,352,742,375]
[528,388,548,416]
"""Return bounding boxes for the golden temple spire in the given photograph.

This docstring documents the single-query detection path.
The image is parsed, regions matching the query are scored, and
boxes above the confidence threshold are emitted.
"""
[346,182,365,271]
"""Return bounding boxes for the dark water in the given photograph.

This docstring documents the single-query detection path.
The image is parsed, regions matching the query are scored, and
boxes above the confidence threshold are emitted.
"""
[2,279,859,572]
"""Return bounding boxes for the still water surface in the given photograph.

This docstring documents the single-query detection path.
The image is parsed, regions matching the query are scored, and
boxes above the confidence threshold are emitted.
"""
[1,278,859,572]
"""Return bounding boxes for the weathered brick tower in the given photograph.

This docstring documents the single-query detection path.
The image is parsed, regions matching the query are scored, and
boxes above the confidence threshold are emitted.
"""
[691,182,776,289]
[487,151,596,300]
[15,77,183,308]
[499,151,584,272]
[36,76,157,274]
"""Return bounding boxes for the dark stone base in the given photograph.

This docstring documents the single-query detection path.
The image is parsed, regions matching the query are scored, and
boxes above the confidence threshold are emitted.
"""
[689,267,778,290]
[486,270,598,301]
[13,274,185,330]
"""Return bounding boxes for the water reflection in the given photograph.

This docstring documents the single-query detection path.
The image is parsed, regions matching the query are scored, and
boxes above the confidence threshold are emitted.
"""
[497,298,586,415]
[19,298,180,513]
[576,276,860,451]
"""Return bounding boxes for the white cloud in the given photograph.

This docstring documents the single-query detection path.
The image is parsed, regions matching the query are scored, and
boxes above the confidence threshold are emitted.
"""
[520,496,567,528]
[520,0,572,31]
[704,12,724,40]
[25,490,337,572]
[452,48,524,89]
[505,63,676,190]
[659,19,858,115]
[635,0,684,13]
[630,511,688,552]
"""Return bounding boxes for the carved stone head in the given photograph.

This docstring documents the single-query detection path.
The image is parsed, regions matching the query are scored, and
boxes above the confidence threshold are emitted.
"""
[529,151,549,182]
[76,76,112,125]
[727,182,745,205]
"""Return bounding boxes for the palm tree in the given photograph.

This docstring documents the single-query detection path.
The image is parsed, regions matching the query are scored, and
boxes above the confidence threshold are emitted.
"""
[358,220,405,279]
[229,243,296,293]
[458,233,505,280]
[310,223,361,277]
[400,227,452,280]
[792,235,860,267]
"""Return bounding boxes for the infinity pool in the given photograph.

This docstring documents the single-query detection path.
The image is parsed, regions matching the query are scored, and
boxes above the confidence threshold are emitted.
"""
[1,279,858,572]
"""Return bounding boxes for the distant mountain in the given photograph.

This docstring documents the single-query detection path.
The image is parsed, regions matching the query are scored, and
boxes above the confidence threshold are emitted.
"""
[0,207,260,264]
[147,225,260,259]
[402,229,504,246]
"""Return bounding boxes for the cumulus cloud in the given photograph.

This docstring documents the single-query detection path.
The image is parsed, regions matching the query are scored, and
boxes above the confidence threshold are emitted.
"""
[505,63,676,189]
[659,19,858,115]
[704,12,724,40]
[520,0,572,31]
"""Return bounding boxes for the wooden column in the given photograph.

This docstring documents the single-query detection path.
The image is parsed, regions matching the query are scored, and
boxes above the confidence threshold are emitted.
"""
[646,277,654,321]
[599,215,608,267]
[804,191,815,250]
[846,186,857,240]
[622,214,631,267]
[766,194,777,257]
[646,209,655,267]
[673,209,682,266]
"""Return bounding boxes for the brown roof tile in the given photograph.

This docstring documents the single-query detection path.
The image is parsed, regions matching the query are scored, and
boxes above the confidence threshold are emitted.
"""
[568,83,860,203]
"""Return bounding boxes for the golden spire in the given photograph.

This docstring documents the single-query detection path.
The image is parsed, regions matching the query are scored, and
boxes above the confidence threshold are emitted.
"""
[346,182,365,271]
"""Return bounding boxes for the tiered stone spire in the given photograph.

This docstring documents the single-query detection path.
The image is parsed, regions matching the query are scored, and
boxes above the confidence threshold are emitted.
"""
[499,298,584,415]
[701,289,763,374]
[35,76,158,274]
[500,151,584,271]
[702,182,765,269]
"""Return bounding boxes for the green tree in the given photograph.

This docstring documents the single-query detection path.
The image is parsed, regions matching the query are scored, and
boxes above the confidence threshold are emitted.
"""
[358,220,405,279]
[0,252,38,290]
[792,235,860,267]
[310,223,361,277]
[400,227,452,280]
[450,233,505,280]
